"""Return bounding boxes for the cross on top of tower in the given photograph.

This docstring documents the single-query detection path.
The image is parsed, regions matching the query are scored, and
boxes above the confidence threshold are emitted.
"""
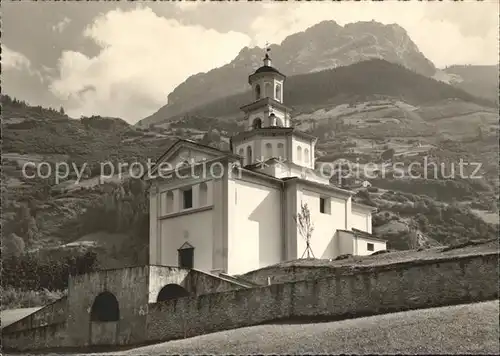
[263,42,271,66]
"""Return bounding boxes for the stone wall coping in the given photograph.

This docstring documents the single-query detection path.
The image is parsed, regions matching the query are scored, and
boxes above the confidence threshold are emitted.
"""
[2,321,66,336]
[1,296,68,334]
[243,251,500,280]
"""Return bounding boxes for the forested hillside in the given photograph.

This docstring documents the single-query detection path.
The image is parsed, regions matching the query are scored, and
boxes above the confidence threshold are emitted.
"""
[153,59,495,124]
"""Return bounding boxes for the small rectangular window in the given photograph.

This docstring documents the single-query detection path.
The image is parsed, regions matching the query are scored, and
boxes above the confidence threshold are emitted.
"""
[178,248,194,269]
[367,243,374,251]
[183,188,193,209]
[319,197,331,214]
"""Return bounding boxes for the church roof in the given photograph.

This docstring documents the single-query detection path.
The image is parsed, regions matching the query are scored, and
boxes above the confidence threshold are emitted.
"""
[248,66,286,84]
[352,202,378,212]
[144,138,240,179]
[153,138,236,164]
[338,229,387,243]
[283,176,354,198]
[178,241,194,250]
[244,157,283,171]
[254,65,284,76]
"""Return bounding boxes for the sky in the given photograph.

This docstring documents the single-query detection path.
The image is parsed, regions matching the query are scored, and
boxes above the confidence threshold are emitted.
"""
[2,0,498,124]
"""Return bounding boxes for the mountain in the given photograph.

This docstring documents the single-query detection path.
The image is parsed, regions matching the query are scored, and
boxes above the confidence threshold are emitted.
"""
[145,59,495,125]
[138,20,436,127]
[434,65,499,103]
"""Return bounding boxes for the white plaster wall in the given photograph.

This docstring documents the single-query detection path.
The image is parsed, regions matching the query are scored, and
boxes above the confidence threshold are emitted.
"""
[149,186,159,264]
[251,77,283,102]
[296,189,347,259]
[247,111,267,129]
[261,138,286,160]
[351,209,372,234]
[354,237,386,256]
[149,165,224,270]
[336,230,354,256]
[227,178,282,275]
[158,181,213,216]
[247,107,287,128]
[159,209,214,271]
[235,142,256,165]
[269,109,286,126]
[273,79,284,102]
[291,136,314,169]
[263,81,273,99]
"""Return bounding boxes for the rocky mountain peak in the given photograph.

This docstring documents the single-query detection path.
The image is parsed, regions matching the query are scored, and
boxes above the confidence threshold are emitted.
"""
[139,20,436,127]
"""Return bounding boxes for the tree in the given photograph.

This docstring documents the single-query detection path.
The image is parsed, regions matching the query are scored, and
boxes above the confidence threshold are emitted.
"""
[381,148,395,161]
[407,223,421,249]
[16,205,39,242]
[3,233,26,257]
[59,106,65,115]
[294,202,315,258]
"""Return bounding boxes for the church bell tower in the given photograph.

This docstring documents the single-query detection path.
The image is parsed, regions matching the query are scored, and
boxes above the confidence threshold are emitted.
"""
[242,46,291,129]
[231,45,317,171]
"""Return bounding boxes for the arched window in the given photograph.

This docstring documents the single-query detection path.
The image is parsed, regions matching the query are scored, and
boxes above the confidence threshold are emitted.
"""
[297,146,302,162]
[246,146,253,165]
[166,191,174,213]
[255,84,261,100]
[238,148,244,157]
[275,83,282,102]
[277,143,285,159]
[199,182,208,206]
[264,82,272,98]
[304,148,310,164]
[90,292,119,322]
[276,117,284,127]
[265,143,273,159]
[157,284,190,302]
[269,113,277,126]
[252,118,262,129]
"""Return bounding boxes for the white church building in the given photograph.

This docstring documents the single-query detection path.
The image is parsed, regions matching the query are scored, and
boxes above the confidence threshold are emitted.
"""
[147,51,386,276]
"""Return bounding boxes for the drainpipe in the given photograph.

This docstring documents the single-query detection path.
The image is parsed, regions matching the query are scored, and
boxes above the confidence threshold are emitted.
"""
[281,180,286,261]
[354,231,358,255]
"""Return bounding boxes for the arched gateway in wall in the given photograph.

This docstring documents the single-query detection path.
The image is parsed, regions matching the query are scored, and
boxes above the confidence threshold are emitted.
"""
[156,284,190,302]
[89,291,120,346]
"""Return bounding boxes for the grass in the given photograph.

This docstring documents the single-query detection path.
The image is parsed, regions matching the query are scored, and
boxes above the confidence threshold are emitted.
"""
[77,300,498,355]
[471,209,499,225]
[255,238,498,271]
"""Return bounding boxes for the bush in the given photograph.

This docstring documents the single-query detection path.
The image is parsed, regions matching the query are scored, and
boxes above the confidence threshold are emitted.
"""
[0,286,66,310]
[1,250,99,291]
[2,233,26,257]
[367,186,379,193]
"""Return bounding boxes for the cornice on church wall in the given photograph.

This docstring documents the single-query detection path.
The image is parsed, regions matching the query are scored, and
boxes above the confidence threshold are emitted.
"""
[231,127,317,144]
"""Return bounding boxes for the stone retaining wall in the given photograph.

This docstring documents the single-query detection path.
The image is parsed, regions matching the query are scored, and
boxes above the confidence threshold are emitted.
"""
[146,252,499,343]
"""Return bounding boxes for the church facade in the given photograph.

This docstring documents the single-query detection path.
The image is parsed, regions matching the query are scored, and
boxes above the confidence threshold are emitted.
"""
[147,52,386,276]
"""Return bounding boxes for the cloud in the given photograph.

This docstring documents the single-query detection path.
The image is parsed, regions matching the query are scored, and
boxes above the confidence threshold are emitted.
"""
[52,17,72,33]
[175,0,200,12]
[249,1,499,68]
[49,6,251,123]
[2,45,33,71]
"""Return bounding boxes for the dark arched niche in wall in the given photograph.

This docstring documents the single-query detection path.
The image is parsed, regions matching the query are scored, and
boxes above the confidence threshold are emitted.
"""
[255,84,261,100]
[90,291,120,322]
[157,284,190,302]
